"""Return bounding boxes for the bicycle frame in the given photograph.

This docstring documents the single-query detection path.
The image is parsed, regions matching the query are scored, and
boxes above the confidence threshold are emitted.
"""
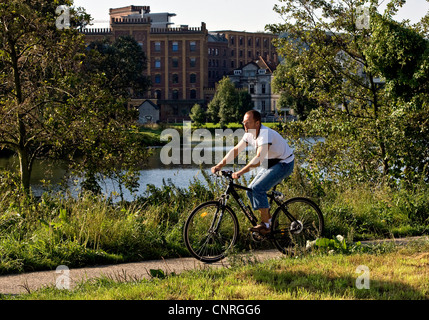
[218,175,299,229]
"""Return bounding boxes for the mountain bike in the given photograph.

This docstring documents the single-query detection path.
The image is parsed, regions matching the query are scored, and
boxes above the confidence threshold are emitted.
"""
[183,170,324,263]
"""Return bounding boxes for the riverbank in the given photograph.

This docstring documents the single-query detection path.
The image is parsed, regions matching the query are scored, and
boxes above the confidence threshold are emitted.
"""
[1,163,428,276]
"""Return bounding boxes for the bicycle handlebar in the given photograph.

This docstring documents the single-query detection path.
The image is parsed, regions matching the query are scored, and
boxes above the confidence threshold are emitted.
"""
[214,170,233,178]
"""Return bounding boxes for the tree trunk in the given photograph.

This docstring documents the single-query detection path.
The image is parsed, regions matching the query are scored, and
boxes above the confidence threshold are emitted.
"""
[18,148,31,193]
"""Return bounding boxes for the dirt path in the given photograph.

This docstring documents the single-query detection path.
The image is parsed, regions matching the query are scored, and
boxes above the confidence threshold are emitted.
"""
[0,249,283,295]
[1,236,427,296]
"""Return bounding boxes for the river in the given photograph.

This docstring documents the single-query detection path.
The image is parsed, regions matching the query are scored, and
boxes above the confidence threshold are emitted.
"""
[0,135,320,201]
[0,141,256,201]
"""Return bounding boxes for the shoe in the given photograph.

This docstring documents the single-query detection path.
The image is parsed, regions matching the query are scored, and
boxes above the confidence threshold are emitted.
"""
[249,223,270,235]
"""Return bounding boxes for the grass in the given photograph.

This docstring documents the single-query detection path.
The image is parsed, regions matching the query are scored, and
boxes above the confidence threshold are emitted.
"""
[5,239,429,300]
[1,162,428,275]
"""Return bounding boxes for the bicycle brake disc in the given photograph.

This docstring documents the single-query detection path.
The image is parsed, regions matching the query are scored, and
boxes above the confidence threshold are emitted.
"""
[290,220,304,234]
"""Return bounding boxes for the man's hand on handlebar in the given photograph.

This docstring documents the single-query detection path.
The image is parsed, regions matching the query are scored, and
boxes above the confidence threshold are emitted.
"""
[211,165,222,175]
[211,166,241,180]
[231,172,241,179]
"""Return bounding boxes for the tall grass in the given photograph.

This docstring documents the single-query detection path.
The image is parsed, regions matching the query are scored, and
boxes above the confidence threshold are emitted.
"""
[0,165,428,275]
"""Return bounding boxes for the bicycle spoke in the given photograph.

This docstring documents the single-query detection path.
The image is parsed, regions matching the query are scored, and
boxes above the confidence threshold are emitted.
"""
[271,198,324,255]
[184,201,238,263]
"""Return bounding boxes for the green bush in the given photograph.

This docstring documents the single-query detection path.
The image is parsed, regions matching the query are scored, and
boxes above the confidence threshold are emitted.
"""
[0,167,428,275]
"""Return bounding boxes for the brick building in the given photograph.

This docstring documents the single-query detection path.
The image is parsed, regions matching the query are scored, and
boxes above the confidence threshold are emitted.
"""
[81,5,279,122]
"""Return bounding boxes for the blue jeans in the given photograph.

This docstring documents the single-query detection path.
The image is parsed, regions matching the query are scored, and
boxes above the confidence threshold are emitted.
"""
[246,160,294,210]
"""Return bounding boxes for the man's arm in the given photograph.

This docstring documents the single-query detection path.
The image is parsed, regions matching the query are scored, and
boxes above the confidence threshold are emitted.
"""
[232,143,269,179]
[211,138,247,173]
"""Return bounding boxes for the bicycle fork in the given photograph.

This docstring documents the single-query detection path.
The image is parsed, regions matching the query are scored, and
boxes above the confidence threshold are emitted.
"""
[208,195,228,235]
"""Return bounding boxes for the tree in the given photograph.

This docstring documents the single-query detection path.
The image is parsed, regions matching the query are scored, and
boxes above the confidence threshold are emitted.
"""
[236,90,254,121]
[84,36,150,99]
[268,0,429,185]
[207,77,253,126]
[272,60,319,119]
[189,104,206,127]
[0,0,148,195]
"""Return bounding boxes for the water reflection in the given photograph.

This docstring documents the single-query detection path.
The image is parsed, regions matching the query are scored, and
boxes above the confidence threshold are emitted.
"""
[0,145,253,200]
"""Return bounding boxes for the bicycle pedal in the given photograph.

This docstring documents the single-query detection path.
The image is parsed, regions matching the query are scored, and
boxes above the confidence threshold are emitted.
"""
[250,231,265,242]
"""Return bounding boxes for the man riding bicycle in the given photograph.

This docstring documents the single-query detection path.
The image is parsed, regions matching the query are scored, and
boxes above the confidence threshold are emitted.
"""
[211,110,294,235]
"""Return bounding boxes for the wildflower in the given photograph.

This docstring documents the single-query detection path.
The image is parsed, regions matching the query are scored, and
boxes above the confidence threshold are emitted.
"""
[336,235,344,242]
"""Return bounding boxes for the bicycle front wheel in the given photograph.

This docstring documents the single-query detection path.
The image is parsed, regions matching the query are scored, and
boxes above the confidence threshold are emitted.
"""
[271,197,324,254]
[183,201,239,263]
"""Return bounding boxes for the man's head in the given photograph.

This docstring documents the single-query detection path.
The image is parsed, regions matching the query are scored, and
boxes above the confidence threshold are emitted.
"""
[242,110,261,133]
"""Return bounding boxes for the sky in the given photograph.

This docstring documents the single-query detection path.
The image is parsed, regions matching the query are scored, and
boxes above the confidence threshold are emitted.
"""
[73,0,429,32]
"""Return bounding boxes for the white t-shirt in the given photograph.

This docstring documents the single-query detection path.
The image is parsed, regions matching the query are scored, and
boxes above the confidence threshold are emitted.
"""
[241,124,294,164]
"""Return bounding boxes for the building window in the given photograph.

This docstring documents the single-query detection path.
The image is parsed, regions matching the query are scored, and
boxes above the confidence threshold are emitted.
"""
[249,84,254,94]
[239,37,243,46]
[264,39,269,48]
[155,90,162,99]
[172,90,179,100]
[230,36,234,45]
[190,74,197,83]
[172,74,179,84]
[172,57,179,68]
[155,59,161,68]
[154,42,161,52]
[172,41,179,52]
[262,83,266,94]
[190,57,196,67]
[155,74,161,84]
[190,41,196,51]
[190,89,197,99]
[248,38,252,46]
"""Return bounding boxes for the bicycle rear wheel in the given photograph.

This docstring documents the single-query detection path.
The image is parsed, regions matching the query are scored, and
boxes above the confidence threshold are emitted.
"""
[183,201,239,263]
[271,197,324,254]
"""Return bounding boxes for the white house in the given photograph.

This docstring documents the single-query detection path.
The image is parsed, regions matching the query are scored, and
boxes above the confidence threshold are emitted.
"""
[228,57,279,117]
[137,100,160,124]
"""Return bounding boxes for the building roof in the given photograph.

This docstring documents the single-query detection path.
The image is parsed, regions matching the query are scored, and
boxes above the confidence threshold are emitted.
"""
[138,99,160,110]
[228,56,278,75]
